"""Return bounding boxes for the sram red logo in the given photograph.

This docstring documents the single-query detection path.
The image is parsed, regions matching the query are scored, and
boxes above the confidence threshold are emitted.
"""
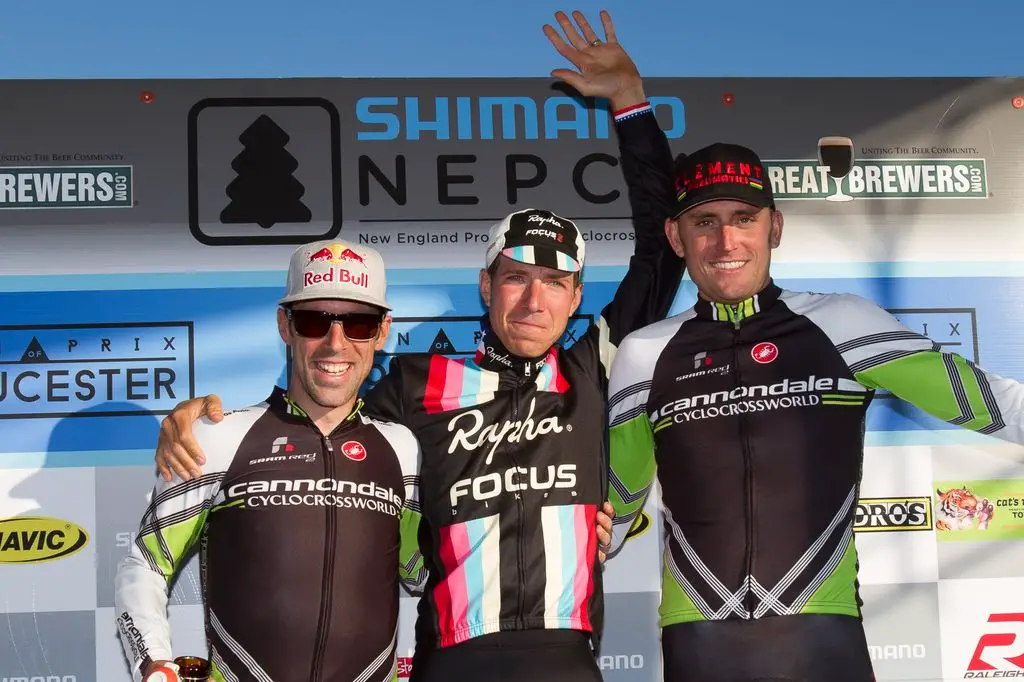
[966,612,1024,677]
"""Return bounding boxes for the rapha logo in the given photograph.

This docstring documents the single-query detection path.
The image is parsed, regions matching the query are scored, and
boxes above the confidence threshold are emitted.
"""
[447,397,571,465]
[527,214,566,233]
[485,346,513,368]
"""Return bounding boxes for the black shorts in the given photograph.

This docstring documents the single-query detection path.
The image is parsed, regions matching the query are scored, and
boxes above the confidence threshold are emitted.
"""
[662,614,875,682]
[409,629,602,682]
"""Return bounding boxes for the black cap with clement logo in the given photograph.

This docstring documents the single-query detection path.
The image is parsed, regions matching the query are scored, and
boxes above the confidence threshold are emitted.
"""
[485,208,586,273]
[673,143,776,217]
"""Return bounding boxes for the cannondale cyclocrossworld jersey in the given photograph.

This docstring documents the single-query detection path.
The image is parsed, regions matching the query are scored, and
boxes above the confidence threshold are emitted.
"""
[114,388,424,682]
[606,282,1024,628]
[362,106,686,654]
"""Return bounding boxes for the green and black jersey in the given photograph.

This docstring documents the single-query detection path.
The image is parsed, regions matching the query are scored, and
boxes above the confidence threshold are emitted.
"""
[607,282,1024,627]
[114,387,424,682]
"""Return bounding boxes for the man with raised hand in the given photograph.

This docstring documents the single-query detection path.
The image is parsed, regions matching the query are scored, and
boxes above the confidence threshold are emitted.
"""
[550,10,1024,682]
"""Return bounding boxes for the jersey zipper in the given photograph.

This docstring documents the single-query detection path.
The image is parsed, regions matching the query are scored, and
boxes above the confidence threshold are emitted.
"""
[730,306,757,619]
[509,376,528,628]
[309,433,337,682]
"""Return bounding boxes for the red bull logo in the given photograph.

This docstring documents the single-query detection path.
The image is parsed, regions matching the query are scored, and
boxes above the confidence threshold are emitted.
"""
[304,268,370,289]
[305,243,366,266]
[338,247,365,264]
[307,247,334,263]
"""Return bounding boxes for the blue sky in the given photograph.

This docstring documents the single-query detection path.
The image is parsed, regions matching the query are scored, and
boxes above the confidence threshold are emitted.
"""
[3,0,1021,79]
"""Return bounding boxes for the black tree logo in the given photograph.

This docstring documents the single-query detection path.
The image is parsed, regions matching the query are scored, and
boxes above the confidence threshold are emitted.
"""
[220,114,312,229]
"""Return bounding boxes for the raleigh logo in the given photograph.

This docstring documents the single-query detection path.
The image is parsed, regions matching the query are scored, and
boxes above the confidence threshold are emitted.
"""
[966,612,1024,677]
[0,516,89,564]
[447,397,571,465]
[450,464,577,506]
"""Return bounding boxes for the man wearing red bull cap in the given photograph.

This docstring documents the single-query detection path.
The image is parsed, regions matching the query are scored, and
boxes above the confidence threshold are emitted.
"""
[149,16,689,682]
[113,241,426,682]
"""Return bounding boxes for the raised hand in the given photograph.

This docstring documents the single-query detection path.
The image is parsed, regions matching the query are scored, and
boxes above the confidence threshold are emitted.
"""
[543,10,646,111]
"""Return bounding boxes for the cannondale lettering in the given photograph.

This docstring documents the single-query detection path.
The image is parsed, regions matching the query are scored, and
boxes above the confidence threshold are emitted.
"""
[117,612,149,661]
[654,376,838,424]
[447,397,568,465]
[450,464,577,506]
[226,478,402,516]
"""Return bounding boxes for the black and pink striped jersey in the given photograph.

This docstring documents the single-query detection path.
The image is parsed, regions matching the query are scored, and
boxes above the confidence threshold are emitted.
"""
[362,106,687,659]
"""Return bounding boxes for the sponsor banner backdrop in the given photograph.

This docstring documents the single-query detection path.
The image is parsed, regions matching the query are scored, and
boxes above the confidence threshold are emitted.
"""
[0,76,1022,682]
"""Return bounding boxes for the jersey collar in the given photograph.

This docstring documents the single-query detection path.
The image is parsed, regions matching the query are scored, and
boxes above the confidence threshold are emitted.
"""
[270,386,364,423]
[474,327,551,380]
[694,280,782,325]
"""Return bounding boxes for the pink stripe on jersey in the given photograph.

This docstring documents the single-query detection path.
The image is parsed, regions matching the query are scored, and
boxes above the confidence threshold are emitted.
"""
[434,522,471,639]
[536,347,571,393]
[571,504,598,630]
[439,357,467,413]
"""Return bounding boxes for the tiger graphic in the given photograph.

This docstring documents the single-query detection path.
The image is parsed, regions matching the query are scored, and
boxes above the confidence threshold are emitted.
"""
[934,486,994,531]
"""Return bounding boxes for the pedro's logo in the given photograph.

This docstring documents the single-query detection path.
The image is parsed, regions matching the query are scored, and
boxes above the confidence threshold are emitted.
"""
[626,511,652,540]
[0,516,90,564]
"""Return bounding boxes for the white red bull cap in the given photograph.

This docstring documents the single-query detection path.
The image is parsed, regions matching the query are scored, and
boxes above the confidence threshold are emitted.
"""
[279,239,391,310]
[484,208,585,274]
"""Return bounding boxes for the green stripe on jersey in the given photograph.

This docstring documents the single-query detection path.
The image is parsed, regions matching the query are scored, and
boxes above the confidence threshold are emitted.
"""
[608,414,657,519]
[855,352,998,431]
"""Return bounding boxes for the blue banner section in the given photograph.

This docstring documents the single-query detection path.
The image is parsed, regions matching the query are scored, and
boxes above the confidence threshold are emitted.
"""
[1,271,1021,466]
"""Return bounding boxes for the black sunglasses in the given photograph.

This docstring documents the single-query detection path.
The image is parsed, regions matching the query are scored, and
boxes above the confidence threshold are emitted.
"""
[287,309,383,341]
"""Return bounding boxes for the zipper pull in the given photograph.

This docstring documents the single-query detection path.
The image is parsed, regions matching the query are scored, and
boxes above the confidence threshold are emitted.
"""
[524,362,531,377]
[731,305,741,330]
[323,436,333,452]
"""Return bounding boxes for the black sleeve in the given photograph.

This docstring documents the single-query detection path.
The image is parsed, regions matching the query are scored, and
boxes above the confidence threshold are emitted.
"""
[569,106,686,379]
[361,356,406,423]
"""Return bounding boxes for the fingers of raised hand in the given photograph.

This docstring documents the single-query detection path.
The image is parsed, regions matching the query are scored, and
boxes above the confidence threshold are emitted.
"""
[598,10,618,43]
[571,10,602,46]
[554,10,590,50]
